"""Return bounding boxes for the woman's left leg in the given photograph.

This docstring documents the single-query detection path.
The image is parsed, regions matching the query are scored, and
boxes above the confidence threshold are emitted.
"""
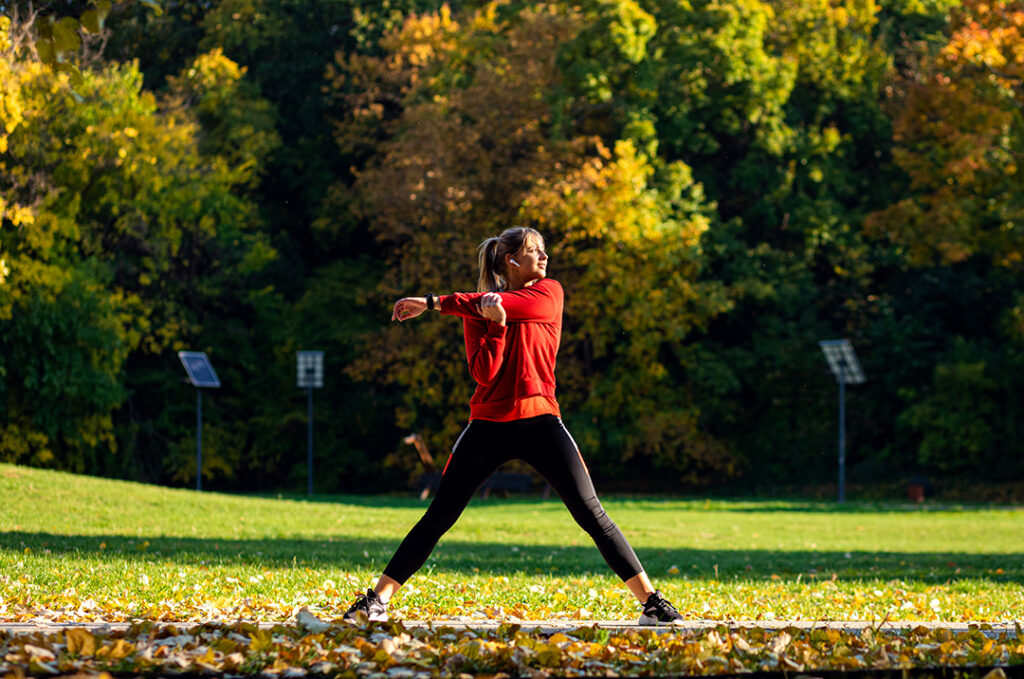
[521,416,685,624]
[519,415,649,596]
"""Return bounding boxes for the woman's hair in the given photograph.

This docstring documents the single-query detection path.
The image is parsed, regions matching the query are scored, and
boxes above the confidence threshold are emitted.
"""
[477,226,543,292]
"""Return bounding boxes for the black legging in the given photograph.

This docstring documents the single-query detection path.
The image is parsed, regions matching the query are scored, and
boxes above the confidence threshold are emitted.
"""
[382,414,644,584]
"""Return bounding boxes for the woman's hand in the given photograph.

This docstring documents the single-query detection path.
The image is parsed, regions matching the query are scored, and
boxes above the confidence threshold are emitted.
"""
[392,297,427,322]
[477,292,506,326]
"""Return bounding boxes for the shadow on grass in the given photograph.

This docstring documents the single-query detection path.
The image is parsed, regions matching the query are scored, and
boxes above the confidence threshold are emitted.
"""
[248,493,1024,515]
[2,531,1021,584]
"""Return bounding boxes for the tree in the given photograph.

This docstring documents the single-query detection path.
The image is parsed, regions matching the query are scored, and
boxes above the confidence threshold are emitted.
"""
[338,2,738,485]
[0,29,275,479]
[861,0,1024,480]
[865,0,1024,270]
[1,0,154,85]
[519,140,737,482]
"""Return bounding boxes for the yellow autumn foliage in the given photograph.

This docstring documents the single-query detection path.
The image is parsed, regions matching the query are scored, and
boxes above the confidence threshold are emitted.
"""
[343,3,737,481]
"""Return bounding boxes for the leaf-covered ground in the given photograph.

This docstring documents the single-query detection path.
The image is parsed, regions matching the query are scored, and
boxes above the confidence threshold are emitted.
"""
[2,463,1024,674]
[3,619,1024,677]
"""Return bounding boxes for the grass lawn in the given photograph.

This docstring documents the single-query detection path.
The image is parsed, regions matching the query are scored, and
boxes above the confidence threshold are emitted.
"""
[2,462,1022,623]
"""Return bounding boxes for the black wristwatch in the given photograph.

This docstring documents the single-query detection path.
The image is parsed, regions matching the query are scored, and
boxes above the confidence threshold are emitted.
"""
[426,293,436,310]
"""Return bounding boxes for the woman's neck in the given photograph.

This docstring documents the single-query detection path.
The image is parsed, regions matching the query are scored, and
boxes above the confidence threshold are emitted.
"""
[506,278,537,291]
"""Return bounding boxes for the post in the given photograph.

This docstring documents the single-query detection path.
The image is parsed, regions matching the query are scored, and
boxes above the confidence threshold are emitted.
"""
[178,352,219,493]
[818,339,863,505]
[196,389,203,492]
[307,386,314,497]
[837,365,846,504]
[296,351,324,496]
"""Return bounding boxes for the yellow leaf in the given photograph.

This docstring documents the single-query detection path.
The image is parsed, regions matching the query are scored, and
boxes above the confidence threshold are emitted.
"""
[249,629,274,653]
[536,643,561,667]
[65,628,97,656]
[97,639,134,660]
[196,647,218,666]
[80,9,103,34]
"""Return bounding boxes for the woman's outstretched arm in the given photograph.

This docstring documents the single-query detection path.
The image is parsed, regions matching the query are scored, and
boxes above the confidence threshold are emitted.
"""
[392,292,508,324]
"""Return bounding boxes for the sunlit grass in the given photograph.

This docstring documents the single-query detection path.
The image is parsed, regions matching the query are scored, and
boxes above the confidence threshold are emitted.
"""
[2,462,1022,623]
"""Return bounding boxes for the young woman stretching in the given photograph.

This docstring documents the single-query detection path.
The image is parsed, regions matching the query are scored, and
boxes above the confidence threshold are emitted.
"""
[343,227,683,625]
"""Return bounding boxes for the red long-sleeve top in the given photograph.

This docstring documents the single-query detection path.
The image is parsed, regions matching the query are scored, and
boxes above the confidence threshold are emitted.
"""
[439,278,563,421]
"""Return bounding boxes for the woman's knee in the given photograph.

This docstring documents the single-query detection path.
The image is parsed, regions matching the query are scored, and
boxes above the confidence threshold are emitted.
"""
[571,494,615,535]
[417,504,463,537]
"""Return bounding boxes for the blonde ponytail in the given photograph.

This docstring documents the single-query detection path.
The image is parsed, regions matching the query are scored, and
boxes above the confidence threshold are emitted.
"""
[477,237,504,292]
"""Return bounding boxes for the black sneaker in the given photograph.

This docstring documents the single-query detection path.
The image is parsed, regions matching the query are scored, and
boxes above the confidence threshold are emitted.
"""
[638,590,684,626]
[343,589,388,622]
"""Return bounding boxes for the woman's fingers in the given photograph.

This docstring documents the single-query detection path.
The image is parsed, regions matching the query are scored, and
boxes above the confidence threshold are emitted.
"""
[391,298,425,322]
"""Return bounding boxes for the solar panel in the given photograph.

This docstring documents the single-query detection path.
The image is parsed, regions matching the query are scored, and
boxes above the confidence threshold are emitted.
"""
[296,351,324,388]
[818,339,865,384]
[178,351,222,388]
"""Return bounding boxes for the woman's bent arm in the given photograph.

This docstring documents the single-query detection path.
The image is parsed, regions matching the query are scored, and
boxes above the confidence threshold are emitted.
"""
[465,320,506,385]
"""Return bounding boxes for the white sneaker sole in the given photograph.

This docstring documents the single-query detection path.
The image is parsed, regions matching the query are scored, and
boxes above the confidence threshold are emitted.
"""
[638,613,684,626]
[343,611,388,623]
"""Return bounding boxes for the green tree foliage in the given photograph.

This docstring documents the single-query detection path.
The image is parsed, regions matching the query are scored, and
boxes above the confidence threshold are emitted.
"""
[863,0,1024,481]
[166,48,281,188]
[340,4,587,477]
[4,0,1024,495]
[0,25,276,479]
[0,266,128,470]
[332,3,738,484]
[519,140,737,482]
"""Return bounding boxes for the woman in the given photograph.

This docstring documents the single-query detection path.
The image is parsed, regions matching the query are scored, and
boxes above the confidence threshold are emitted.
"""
[343,226,683,625]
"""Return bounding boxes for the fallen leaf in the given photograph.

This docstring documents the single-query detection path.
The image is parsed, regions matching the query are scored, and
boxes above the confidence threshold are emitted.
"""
[295,606,331,634]
[65,628,97,657]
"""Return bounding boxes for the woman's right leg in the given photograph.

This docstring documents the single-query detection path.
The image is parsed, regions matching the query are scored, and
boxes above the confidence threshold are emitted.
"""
[378,421,508,587]
[346,422,506,619]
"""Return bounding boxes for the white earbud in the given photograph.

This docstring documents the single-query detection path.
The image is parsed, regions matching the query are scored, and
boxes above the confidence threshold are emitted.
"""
[509,258,520,267]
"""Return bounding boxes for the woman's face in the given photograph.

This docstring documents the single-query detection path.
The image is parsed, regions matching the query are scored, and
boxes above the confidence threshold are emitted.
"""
[510,235,548,284]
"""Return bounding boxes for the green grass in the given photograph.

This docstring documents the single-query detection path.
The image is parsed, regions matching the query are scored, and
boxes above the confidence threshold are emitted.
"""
[2,462,1022,623]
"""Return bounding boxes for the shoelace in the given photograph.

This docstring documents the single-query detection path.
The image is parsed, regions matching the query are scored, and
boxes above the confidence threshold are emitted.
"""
[350,593,373,611]
[651,594,679,616]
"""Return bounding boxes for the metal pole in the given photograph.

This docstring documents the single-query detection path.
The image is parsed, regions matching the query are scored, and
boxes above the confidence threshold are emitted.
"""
[196,389,203,492]
[838,371,846,504]
[307,386,314,497]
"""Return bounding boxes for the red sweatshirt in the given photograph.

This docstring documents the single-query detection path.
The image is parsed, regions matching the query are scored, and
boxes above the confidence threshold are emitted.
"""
[440,278,563,421]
